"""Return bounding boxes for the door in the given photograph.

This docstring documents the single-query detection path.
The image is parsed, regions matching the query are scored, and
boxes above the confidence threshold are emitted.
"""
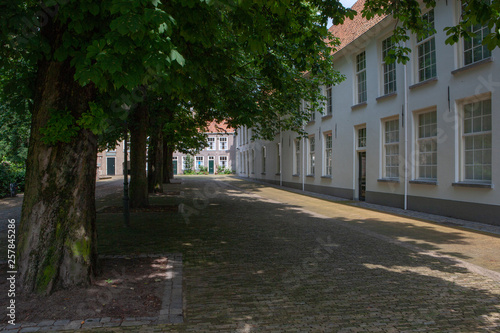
[358,152,366,201]
[209,160,214,174]
[173,160,178,175]
[107,157,115,175]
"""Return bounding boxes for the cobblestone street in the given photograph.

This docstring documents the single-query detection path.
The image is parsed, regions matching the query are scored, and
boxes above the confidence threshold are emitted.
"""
[151,176,500,332]
[2,176,500,332]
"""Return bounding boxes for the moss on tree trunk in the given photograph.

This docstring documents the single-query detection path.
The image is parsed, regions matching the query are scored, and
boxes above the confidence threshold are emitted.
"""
[17,21,98,294]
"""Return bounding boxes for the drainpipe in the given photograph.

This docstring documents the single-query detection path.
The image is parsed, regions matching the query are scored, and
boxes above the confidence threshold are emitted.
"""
[279,127,283,187]
[302,129,305,192]
[403,44,409,211]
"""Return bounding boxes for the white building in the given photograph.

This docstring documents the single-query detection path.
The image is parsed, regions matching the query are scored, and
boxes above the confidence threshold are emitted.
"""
[236,0,499,225]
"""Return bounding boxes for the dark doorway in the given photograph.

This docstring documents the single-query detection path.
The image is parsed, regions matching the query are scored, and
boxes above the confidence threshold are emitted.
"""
[209,159,215,174]
[173,160,178,175]
[358,152,366,201]
[107,157,115,176]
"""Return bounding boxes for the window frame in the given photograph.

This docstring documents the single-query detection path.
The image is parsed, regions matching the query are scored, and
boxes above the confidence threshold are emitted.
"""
[195,156,204,170]
[262,146,266,173]
[416,9,437,82]
[308,136,315,175]
[219,155,228,168]
[219,137,228,150]
[383,118,400,179]
[326,84,333,115]
[355,51,367,104]
[460,98,492,183]
[416,110,438,180]
[381,36,397,95]
[294,139,301,175]
[323,132,333,176]
[207,137,216,150]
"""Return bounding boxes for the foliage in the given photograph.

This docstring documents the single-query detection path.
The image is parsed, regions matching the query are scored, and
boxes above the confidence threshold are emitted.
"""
[0,161,25,198]
[0,56,33,164]
[217,166,233,175]
[183,155,194,173]
[362,0,500,64]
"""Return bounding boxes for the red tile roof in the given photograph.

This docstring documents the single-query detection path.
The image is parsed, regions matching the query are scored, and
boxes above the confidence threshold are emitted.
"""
[206,120,235,133]
[328,0,387,55]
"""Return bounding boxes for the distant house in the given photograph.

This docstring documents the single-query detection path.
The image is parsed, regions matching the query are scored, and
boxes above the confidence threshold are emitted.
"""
[173,120,236,175]
[96,120,235,178]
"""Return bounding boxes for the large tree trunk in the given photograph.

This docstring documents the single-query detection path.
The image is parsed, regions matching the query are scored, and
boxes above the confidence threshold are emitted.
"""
[162,136,174,183]
[147,127,163,193]
[130,103,149,208]
[18,24,98,295]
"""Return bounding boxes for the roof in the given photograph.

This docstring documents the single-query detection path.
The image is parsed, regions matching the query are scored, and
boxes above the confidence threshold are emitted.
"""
[206,120,235,134]
[328,0,387,55]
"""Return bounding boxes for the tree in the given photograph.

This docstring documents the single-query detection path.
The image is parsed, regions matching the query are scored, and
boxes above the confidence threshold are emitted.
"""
[3,0,181,294]
[6,0,496,295]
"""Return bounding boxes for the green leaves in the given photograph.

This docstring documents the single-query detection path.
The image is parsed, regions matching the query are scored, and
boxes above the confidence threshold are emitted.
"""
[77,103,110,135]
[40,109,80,145]
[169,49,185,66]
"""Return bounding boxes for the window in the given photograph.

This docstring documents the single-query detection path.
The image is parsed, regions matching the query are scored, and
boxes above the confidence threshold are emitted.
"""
[219,137,228,150]
[219,156,228,168]
[417,111,437,180]
[308,136,315,175]
[262,147,266,173]
[358,128,367,149]
[384,119,400,178]
[382,36,396,95]
[416,9,436,82]
[276,143,281,174]
[207,137,215,150]
[251,149,255,174]
[294,139,301,175]
[195,156,203,170]
[463,99,492,182]
[356,51,367,103]
[326,84,333,115]
[324,133,333,176]
[182,156,190,171]
[463,23,491,65]
[306,102,315,122]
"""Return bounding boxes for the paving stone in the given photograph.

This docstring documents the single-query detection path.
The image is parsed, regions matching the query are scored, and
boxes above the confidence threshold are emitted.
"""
[62,321,81,330]
[19,328,40,332]
[36,321,54,327]
[52,320,70,326]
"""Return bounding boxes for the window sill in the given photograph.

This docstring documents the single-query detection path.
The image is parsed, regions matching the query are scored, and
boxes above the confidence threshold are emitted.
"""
[321,114,333,121]
[409,77,438,90]
[306,120,316,126]
[377,178,400,183]
[351,102,367,110]
[292,174,300,177]
[376,92,397,102]
[321,175,332,179]
[409,179,437,185]
[306,174,315,178]
[451,57,493,75]
[452,182,493,189]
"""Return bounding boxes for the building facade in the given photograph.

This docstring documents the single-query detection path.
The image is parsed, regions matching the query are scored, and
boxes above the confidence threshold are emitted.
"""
[97,121,236,177]
[173,121,236,174]
[236,0,499,225]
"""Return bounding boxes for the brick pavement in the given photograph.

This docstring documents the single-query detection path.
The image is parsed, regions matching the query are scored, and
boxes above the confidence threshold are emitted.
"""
[2,176,500,332]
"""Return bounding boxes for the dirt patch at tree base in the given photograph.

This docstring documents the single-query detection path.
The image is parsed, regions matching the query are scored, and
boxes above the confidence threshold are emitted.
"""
[0,257,169,324]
